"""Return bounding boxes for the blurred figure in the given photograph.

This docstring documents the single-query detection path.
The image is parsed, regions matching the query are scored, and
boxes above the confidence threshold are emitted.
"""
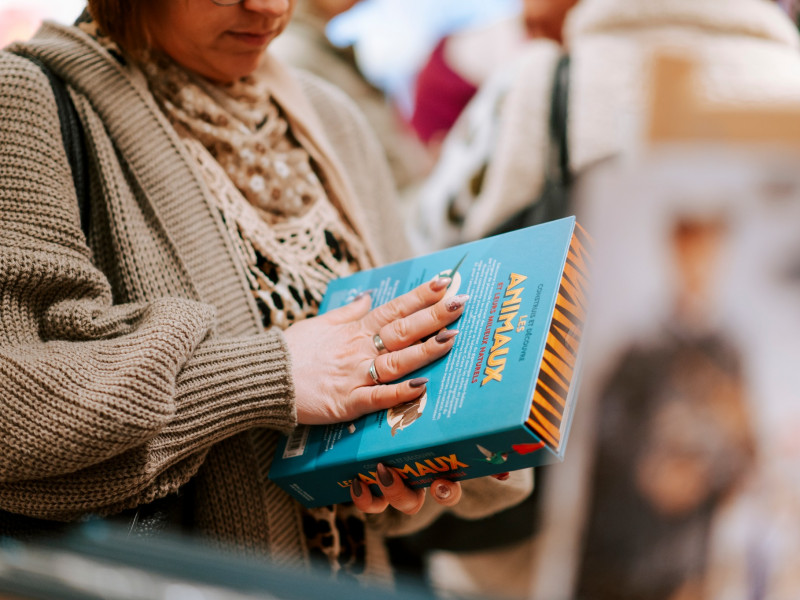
[537,145,800,600]
[270,0,429,192]
[576,215,756,600]
[408,0,800,253]
[406,0,578,253]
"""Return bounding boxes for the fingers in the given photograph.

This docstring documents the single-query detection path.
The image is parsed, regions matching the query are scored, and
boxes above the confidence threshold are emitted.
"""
[350,477,389,513]
[351,463,426,515]
[361,329,458,389]
[364,276,452,331]
[349,377,429,417]
[378,293,469,352]
[350,468,462,514]
[429,478,462,507]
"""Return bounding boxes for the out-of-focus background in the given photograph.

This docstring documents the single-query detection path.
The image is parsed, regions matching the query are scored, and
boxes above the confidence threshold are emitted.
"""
[0,0,84,43]
[2,1,800,600]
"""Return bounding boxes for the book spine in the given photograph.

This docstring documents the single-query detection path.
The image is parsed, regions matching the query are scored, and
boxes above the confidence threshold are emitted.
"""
[525,223,592,451]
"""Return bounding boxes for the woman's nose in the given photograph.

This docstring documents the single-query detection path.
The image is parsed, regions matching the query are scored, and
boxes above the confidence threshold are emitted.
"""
[242,0,291,16]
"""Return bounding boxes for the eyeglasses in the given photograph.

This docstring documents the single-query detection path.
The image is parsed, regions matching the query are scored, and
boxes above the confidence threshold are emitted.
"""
[210,0,244,5]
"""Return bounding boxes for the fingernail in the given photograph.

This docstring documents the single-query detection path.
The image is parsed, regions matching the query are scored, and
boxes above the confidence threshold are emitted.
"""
[435,329,459,343]
[409,377,428,388]
[434,483,452,500]
[353,289,375,302]
[493,472,510,481]
[430,276,452,292]
[377,463,394,486]
[445,294,469,312]
[352,478,363,497]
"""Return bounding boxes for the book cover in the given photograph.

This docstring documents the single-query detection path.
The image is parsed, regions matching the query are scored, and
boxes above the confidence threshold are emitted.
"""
[268,217,591,508]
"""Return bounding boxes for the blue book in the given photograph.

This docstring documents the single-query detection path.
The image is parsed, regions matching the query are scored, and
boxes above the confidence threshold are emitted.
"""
[268,217,591,508]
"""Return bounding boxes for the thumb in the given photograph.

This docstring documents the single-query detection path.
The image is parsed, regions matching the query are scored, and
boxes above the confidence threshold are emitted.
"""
[324,290,373,324]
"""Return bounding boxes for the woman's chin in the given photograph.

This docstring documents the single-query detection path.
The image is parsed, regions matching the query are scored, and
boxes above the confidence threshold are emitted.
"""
[202,57,263,83]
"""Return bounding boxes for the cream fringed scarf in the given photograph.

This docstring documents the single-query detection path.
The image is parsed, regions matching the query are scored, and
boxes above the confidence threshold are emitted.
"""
[140,54,370,328]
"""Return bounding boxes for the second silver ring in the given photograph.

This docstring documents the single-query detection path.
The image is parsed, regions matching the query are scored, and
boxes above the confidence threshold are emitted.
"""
[368,359,382,385]
[372,333,387,353]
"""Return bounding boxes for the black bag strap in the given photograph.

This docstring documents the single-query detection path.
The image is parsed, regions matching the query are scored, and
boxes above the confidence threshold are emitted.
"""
[14,54,90,240]
[549,53,571,190]
[488,53,571,236]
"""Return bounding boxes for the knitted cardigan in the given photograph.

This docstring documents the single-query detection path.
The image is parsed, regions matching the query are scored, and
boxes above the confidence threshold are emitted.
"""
[0,22,532,575]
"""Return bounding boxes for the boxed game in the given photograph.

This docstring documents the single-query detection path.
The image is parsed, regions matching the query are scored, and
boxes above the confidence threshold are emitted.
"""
[268,217,591,508]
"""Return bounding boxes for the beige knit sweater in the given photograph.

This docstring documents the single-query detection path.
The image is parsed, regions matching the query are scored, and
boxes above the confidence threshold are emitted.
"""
[0,22,532,574]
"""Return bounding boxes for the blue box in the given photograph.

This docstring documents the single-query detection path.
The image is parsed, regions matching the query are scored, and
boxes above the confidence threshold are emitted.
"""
[268,217,591,508]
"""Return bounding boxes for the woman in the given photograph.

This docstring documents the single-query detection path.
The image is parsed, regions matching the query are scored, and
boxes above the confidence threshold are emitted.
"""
[0,0,531,582]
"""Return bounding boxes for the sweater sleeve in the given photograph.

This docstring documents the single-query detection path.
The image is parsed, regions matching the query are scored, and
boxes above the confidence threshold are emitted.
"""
[0,53,296,520]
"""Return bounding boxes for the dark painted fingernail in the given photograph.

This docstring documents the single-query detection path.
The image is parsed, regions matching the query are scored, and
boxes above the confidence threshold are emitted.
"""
[352,478,363,497]
[377,463,394,486]
[445,294,469,312]
[353,289,375,302]
[493,472,510,481]
[434,483,452,500]
[430,276,452,292]
[409,377,428,388]
[435,329,459,343]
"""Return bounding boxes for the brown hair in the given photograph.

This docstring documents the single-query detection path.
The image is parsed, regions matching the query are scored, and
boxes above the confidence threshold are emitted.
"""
[87,0,159,56]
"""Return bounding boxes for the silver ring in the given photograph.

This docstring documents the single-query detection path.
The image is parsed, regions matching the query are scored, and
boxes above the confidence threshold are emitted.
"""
[372,333,387,353]
[368,359,382,385]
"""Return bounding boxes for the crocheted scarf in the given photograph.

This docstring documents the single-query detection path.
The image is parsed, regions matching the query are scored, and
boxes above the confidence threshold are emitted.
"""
[78,17,368,329]
[142,53,369,329]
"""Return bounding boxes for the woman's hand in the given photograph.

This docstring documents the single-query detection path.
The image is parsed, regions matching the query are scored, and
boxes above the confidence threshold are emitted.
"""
[349,467,514,514]
[351,463,463,514]
[284,276,467,425]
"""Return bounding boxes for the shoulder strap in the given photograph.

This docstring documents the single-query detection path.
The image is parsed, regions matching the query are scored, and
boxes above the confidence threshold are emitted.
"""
[487,53,572,236]
[549,53,571,188]
[15,54,91,240]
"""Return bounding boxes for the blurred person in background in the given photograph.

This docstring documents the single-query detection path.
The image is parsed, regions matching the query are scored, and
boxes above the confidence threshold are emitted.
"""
[406,0,578,254]
[408,0,800,254]
[575,214,756,600]
[0,0,532,585]
[403,2,800,598]
[269,0,430,194]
